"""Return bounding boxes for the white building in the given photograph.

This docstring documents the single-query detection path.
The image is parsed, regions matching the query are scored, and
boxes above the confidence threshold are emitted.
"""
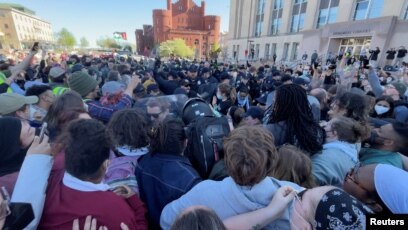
[228,0,408,65]
[0,3,54,50]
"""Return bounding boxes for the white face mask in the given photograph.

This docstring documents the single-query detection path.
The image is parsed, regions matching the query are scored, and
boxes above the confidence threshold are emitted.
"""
[374,105,390,115]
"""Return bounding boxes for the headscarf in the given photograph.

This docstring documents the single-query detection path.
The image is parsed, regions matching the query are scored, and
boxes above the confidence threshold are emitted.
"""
[0,117,25,177]
[375,164,408,214]
[315,188,373,229]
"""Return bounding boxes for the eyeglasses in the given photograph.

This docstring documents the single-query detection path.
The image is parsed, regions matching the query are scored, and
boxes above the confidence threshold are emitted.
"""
[345,163,372,195]
[344,163,377,205]
[147,111,163,119]
[0,187,11,221]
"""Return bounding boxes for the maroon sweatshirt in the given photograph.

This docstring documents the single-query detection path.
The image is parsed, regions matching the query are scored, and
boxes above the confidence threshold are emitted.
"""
[38,170,148,230]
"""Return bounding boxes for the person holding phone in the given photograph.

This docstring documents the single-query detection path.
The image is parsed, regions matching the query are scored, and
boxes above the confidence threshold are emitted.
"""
[0,117,36,195]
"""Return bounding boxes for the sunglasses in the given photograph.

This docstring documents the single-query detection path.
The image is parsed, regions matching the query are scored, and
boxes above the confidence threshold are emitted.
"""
[147,111,163,119]
[0,187,11,220]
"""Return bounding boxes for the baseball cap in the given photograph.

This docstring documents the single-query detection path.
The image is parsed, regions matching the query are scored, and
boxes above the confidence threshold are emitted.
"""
[242,106,264,121]
[49,66,66,79]
[293,77,310,86]
[0,93,38,115]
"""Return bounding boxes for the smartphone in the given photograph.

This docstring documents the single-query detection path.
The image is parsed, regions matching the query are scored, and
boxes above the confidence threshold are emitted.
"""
[31,42,39,52]
[39,122,48,143]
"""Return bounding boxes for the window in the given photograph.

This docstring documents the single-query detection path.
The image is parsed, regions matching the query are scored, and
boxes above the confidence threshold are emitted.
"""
[270,0,283,35]
[291,0,307,32]
[353,0,384,20]
[317,0,339,28]
[283,43,290,61]
[404,3,408,20]
[265,43,270,59]
[291,43,299,60]
[4,24,8,29]
[254,0,265,37]
[255,44,260,59]
[271,43,277,57]
[274,0,283,9]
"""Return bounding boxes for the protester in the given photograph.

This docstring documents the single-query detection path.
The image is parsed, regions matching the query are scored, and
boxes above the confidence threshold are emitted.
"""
[0,117,36,194]
[136,118,201,228]
[43,91,89,142]
[160,126,303,229]
[265,84,325,154]
[104,109,150,193]
[271,144,316,188]
[25,84,54,122]
[344,163,408,214]
[39,119,147,229]
[312,116,369,186]
[0,93,38,119]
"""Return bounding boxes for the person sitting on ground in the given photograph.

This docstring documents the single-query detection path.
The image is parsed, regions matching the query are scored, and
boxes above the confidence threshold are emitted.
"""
[343,163,408,214]
[104,109,150,194]
[39,119,147,229]
[360,121,408,169]
[271,144,316,189]
[160,126,303,229]
[312,116,370,186]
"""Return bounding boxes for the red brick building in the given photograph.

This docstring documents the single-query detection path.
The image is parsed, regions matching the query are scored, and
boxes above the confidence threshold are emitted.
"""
[136,0,220,60]
[135,25,154,56]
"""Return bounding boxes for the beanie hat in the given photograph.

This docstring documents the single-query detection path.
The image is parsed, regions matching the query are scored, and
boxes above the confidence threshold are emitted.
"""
[390,82,407,98]
[68,72,98,97]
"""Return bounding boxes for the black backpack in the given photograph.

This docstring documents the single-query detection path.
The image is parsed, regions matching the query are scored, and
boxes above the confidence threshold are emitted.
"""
[184,116,230,179]
[182,98,231,178]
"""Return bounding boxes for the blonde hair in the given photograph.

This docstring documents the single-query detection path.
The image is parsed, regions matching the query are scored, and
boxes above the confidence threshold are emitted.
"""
[271,144,316,188]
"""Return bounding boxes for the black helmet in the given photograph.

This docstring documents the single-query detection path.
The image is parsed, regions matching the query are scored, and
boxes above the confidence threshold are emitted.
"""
[182,98,213,124]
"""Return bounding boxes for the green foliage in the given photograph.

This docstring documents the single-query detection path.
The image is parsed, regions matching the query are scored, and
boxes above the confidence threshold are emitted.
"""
[210,42,221,59]
[159,39,193,58]
[56,28,76,50]
[79,37,89,49]
[96,37,122,49]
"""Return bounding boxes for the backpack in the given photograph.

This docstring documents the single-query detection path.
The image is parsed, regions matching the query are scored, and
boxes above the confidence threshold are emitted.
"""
[103,152,139,194]
[184,116,230,179]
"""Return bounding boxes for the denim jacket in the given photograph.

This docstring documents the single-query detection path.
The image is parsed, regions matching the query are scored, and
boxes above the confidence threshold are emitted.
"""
[135,153,201,227]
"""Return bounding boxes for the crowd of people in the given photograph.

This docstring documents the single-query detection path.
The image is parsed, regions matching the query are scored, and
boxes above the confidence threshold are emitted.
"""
[0,42,408,229]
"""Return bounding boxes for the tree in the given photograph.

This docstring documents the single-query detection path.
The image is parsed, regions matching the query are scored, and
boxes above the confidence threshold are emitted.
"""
[79,37,89,49]
[56,28,76,50]
[96,37,122,49]
[210,42,221,60]
[159,39,193,58]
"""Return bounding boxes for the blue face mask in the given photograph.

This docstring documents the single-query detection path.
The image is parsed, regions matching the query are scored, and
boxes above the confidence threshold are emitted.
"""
[303,70,310,76]
[216,93,223,100]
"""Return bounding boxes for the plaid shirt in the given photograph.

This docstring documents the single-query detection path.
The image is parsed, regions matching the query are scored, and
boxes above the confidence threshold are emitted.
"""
[87,94,133,123]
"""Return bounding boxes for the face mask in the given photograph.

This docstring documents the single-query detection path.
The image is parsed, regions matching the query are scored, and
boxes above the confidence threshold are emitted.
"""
[374,105,390,115]
[216,93,222,100]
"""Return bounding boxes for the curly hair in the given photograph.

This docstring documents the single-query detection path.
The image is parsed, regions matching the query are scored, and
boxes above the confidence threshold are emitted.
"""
[271,144,316,188]
[224,126,277,186]
[107,109,149,149]
[64,119,111,181]
[269,84,325,154]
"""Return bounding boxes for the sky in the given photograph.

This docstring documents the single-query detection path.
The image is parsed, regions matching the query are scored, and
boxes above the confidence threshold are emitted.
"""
[4,0,230,47]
